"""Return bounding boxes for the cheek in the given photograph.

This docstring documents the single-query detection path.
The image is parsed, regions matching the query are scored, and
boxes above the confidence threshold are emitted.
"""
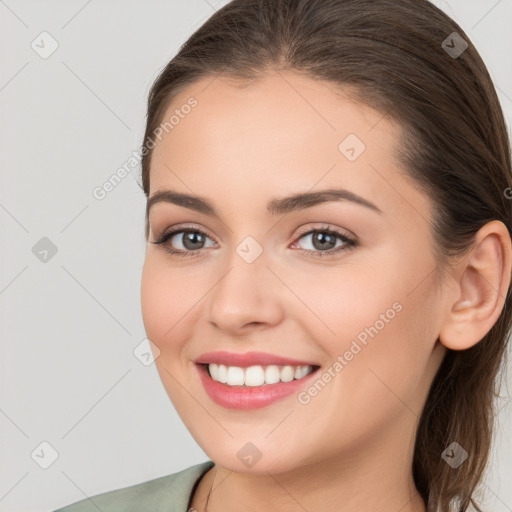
[140,257,201,406]
[322,286,437,429]
[289,262,400,352]
[140,255,199,351]
[306,254,437,413]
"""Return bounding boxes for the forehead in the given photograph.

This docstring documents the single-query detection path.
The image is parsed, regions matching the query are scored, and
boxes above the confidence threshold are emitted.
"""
[148,71,429,225]
[152,71,391,162]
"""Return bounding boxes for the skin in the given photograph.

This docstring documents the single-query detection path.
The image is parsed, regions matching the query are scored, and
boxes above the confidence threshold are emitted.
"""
[140,70,512,512]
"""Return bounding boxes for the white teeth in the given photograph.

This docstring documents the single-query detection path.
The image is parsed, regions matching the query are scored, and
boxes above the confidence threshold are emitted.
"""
[207,363,315,386]
[226,366,245,386]
[280,365,295,382]
[245,366,265,387]
[265,365,281,384]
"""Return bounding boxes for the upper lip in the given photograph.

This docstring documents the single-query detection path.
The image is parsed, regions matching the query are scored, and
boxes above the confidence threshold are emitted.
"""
[195,351,320,368]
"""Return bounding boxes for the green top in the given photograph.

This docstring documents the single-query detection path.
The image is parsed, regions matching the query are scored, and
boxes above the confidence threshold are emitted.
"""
[52,460,215,512]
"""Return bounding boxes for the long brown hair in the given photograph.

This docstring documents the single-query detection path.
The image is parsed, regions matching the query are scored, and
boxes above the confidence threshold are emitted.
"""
[139,1,512,510]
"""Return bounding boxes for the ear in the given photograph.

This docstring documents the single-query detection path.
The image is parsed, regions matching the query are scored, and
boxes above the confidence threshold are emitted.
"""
[439,220,512,350]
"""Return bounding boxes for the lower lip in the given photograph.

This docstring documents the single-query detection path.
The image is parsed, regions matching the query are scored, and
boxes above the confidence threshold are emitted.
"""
[196,363,320,410]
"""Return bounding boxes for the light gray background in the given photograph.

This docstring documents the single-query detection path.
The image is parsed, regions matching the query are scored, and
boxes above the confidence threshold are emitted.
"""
[1,1,511,511]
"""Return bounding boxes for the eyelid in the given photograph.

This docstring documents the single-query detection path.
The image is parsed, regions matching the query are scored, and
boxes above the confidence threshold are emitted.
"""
[292,223,356,240]
[155,222,218,243]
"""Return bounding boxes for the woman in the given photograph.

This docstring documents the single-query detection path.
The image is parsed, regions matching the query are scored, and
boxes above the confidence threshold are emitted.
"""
[53,0,512,511]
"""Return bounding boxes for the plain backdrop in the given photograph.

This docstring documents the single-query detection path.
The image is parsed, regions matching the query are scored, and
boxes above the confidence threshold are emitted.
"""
[1,1,511,511]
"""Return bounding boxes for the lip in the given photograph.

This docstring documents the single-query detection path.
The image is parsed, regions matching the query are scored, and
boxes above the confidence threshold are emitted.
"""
[194,350,319,368]
[195,361,321,410]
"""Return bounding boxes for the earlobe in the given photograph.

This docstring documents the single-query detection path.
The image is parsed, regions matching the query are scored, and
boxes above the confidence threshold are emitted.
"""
[439,220,512,351]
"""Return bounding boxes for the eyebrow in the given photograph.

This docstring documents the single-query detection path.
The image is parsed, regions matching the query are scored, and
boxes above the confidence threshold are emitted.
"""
[146,187,383,219]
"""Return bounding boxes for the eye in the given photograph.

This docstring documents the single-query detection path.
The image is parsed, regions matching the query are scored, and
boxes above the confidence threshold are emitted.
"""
[151,226,216,257]
[290,224,358,257]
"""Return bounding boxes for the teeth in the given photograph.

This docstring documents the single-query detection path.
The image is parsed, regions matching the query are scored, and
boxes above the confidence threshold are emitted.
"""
[245,365,265,386]
[265,365,280,385]
[207,363,315,387]
[226,366,244,386]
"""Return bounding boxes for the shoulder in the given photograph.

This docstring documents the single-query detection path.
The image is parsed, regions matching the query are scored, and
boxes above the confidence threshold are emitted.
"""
[51,460,215,512]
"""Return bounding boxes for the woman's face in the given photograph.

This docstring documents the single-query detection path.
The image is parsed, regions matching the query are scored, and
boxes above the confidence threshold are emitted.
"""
[141,71,448,474]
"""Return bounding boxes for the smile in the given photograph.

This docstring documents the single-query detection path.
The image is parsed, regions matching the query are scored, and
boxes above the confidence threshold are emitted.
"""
[195,362,321,410]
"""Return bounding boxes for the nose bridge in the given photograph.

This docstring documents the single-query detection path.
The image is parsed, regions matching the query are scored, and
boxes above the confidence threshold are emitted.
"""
[206,236,283,331]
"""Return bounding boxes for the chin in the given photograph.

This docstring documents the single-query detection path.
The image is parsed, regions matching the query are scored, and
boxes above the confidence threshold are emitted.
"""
[197,438,311,476]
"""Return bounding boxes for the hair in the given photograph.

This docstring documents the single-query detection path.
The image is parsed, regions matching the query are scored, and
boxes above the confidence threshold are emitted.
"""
[139,0,512,510]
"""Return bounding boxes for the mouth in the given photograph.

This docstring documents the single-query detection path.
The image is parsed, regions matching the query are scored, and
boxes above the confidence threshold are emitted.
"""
[195,361,321,410]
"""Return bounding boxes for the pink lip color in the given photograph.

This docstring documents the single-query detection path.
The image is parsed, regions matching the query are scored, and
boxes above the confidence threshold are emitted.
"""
[195,362,320,410]
[195,350,319,368]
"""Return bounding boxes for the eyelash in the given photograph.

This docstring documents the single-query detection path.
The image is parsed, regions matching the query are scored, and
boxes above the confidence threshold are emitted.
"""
[151,224,358,259]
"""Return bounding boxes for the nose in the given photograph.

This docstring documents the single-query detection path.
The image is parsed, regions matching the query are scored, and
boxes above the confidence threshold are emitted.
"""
[206,254,285,336]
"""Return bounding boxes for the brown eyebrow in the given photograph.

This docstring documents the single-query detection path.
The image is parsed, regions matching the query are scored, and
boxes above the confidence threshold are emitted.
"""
[146,187,383,220]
